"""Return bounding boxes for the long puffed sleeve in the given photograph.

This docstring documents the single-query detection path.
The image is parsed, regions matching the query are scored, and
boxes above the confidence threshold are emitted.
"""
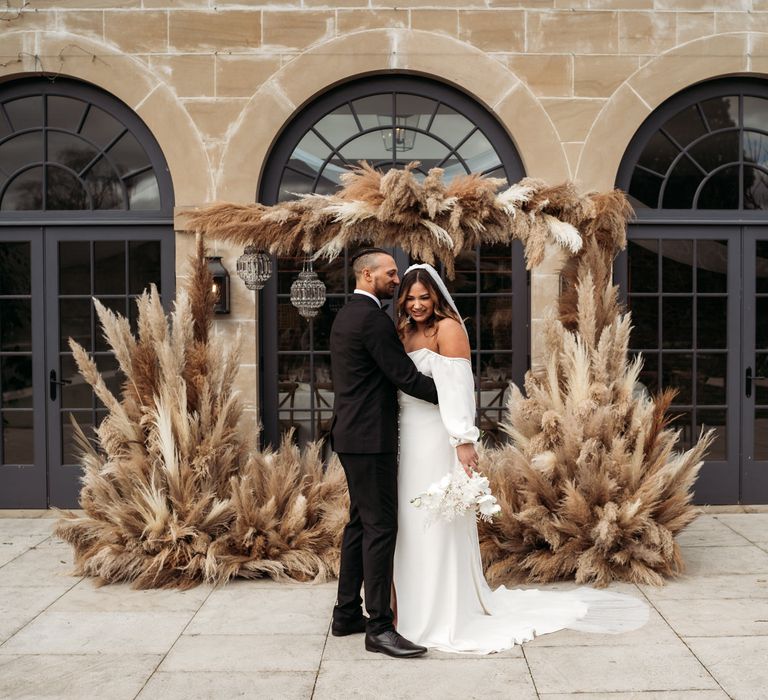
[430,355,480,447]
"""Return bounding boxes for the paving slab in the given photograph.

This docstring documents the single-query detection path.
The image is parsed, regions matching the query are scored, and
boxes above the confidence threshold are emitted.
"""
[524,643,718,694]
[0,611,192,655]
[0,519,57,536]
[0,542,78,588]
[686,636,768,700]
[136,670,316,699]
[676,516,753,547]
[0,535,54,567]
[314,658,537,700]
[653,597,768,637]
[0,653,161,700]
[540,692,729,699]
[678,544,768,576]
[640,573,768,601]
[714,513,768,544]
[159,634,326,673]
[186,585,335,635]
[0,585,75,643]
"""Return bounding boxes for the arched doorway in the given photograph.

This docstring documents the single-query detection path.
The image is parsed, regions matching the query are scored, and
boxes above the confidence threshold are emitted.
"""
[615,77,768,504]
[258,75,528,449]
[0,77,175,508]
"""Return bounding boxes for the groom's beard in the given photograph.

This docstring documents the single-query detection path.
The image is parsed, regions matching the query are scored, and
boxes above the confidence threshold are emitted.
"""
[373,281,397,300]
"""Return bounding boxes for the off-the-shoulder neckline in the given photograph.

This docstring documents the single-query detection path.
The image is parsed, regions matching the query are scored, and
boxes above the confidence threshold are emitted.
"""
[406,347,471,364]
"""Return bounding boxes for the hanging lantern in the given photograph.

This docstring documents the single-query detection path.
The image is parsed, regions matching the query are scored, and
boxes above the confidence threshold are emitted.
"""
[236,245,272,290]
[290,257,326,319]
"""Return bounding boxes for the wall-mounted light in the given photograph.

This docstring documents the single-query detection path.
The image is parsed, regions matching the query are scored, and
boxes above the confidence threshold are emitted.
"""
[206,256,230,315]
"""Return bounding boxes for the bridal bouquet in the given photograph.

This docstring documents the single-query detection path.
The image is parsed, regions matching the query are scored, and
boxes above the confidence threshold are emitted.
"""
[411,470,501,525]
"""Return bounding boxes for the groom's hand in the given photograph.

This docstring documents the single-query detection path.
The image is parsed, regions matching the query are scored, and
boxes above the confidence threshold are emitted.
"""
[456,443,479,476]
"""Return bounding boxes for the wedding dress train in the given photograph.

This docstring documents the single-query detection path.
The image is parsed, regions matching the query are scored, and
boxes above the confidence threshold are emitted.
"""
[393,347,649,654]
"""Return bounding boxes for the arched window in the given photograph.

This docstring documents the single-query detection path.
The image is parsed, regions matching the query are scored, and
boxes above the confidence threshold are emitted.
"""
[616,78,768,505]
[0,78,172,215]
[259,75,528,449]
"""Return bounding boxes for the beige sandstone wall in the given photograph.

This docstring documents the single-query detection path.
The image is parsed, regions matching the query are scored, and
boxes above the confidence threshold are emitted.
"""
[1,1,765,420]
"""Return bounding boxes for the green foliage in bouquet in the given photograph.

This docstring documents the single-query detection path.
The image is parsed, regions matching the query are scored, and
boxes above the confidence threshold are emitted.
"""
[55,239,348,588]
[477,231,712,588]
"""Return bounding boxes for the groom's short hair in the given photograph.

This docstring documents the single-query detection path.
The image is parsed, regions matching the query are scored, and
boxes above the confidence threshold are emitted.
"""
[351,247,390,278]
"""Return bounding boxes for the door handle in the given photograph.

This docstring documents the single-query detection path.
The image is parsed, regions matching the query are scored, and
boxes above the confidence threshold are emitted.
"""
[49,369,71,401]
[745,366,768,399]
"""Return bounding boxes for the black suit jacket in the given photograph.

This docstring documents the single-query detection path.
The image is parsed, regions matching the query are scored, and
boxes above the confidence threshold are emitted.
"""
[329,294,438,454]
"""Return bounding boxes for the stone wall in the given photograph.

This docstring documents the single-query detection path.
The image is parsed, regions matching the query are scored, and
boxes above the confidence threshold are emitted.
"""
[2,0,765,427]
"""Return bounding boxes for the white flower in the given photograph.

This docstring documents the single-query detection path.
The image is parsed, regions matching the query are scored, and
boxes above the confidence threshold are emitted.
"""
[410,469,502,526]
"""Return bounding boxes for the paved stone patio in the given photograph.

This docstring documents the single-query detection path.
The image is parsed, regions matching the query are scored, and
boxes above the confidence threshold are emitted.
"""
[1,510,767,699]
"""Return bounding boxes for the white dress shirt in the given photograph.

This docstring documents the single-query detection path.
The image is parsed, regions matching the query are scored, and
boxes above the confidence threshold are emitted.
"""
[353,289,382,308]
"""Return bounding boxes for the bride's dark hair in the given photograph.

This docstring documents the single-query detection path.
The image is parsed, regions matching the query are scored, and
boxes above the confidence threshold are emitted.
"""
[396,268,462,338]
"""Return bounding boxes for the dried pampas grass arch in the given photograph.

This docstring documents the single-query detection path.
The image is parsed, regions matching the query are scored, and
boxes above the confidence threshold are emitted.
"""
[56,163,710,589]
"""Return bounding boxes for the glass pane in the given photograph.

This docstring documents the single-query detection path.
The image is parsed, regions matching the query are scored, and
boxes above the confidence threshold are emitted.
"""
[4,96,43,130]
[756,353,768,404]
[60,298,92,352]
[0,300,32,352]
[278,409,312,447]
[46,166,90,210]
[429,104,473,145]
[278,355,309,384]
[628,169,663,208]
[314,104,359,144]
[0,242,31,294]
[79,106,123,149]
[313,304,335,352]
[637,130,679,173]
[698,165,740,209]
[0,131,43,174]
[279,169,315,201]
[700,96,738,131]
[95,354,120,408]
[352,95,393,130]
[698,409,726,460]
[107,131,148,176]
[94,241,126,295]
[47,96,87,131]
[743,131,768,169]
[407,133,451,170]
[396,94,438,124]
[662,239,693,293]
[697,353,727,405]
[755,409,768,460]
[1,410,34,464]
[663,105,708,147]
[697,297,727,349]
[480,297,512,350]
[454,296,476,350]
[1,166,43,211]
[60,353,92,410]
[637,351,659,395]
[1,356,32,408]
[757,297,768,349]
[457,130,500,174]
[689,131,739,171]
[743,96,768,131]
[339,129,403,163]
[671,409,694,452]
[480,244,512,293]
[628,297,658,349]
[59,241,91,295]
[126,171,160,210]
[315,255,345,295]
[446,250,477,294]
[758,241,768,293]
[94,297,127,352]
[662,156,702,209]
[61,411,92,465]
[744,166,768,210]
[47,131,98,171]
[662,353,693,403]
[662,298,693,349]
[278,300,309,351]
[129,240,162,294]
[278,255,304,295]
[290,130,332,179]
[84,157,124,210]
[697,240,728,293]
[628,240,658,292]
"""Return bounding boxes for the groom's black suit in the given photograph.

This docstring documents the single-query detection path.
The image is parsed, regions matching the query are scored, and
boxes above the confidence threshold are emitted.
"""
[330,293,438,634]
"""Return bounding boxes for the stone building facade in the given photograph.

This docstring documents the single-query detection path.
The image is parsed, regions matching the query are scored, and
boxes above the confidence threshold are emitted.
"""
[1,1,767,506]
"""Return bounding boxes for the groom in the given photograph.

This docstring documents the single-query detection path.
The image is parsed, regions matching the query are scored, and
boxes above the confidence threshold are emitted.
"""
[329,248,438,659]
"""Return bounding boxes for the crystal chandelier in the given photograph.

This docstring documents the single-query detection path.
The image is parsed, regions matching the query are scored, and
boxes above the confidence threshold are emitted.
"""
[236,245,272,290]
[290,257,326,319]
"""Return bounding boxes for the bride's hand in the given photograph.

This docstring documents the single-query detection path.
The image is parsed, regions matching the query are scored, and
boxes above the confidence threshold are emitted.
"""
[456,443,479,476]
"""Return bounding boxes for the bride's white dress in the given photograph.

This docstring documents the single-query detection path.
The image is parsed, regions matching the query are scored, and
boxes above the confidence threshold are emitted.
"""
[393,347,649,654]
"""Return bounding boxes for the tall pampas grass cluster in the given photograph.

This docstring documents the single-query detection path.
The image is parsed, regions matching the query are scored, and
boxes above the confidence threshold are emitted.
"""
[55,239,348,588]
[477,235,712,587]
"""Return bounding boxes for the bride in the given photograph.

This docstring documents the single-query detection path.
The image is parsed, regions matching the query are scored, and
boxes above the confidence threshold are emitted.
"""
[393,263,648,654]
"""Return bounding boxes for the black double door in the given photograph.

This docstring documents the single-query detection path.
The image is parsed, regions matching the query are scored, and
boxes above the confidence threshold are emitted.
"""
[0,226,172,508]
[620,225,768,504]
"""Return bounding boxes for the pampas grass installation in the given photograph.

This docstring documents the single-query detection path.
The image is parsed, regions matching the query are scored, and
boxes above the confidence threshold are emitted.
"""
[476,234,712,588]
[54,238,348,588]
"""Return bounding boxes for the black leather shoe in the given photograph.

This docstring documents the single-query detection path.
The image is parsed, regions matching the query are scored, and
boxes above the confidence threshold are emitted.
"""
[364,630,427,658]
[331,617,368,637]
